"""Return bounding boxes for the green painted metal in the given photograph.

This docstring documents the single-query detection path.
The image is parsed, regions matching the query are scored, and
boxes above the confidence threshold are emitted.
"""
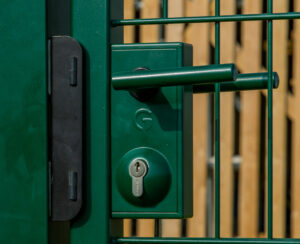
[38,0,298,242]
[0,0,47,243]
[214,0,221,238]
[163,0,168,18]
[114,71,279,93]
[70,0,123,243]
[111,43,193,218]
[112,64,237,90]
[116,238,300,244]
[112,12,300,26]
[267,0,274,239]
[193,72,279,93]
[65,0,288,242]
[0,0,294,242]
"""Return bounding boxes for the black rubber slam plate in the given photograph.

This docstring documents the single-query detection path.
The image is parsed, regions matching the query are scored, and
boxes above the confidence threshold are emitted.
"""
[50,36,83,221]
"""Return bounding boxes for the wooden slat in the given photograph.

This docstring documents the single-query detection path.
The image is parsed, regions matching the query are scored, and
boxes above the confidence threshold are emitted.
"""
[209,1,216,47]
[135,0,160,236]
[160,220,182,237]
[123,219,132,237]
[187,94,209,237]
[161,0,185,237]
[124,0,135,43]
[272,0,289,238]
[136,220,155,237]
[165,0,184,41]
[140,0,160,43]
[184,0,210,66]
[291,0,300,238]
[220,0,235,238]
[185,0,210,238]
[237,0,262,238]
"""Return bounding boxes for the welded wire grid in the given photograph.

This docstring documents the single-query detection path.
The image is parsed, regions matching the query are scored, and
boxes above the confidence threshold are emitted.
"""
[113,0,300,243]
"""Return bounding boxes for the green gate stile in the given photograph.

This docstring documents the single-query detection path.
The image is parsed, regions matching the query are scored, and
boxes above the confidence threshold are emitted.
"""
[70,0,123,243]
[70,0,112,242]
[0,0,47,243]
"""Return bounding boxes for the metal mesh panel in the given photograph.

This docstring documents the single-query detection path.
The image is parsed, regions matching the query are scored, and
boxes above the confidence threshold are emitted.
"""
[112,1,300,242]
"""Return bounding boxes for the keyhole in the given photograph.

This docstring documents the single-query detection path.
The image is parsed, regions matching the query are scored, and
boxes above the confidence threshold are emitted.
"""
[135,162,140,172]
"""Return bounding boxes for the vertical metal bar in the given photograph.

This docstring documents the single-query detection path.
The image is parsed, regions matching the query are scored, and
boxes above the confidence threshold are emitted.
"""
[70,0,123,243]
[267,0,273,239]
[214,83,221,239]
[214,0,221,239]
[163,0,168,18]
[207,97,215,237]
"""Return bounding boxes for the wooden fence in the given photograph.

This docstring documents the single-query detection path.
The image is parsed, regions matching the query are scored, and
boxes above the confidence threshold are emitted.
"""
[122,0,300,239]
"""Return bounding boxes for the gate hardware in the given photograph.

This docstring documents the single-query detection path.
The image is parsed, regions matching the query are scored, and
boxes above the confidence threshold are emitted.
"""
[130,67,160,102]
[112,69,279,93]
[111,43,194,218]
[128,158,148,197]
[193,72,279,93]
[112,64,237,90]
[49,36,83,221]
[111,43,280,219]
[115,147,172,209]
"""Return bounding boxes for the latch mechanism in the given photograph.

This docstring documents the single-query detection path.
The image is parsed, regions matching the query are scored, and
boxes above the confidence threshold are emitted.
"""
[49,36,83,221]
[110,42,279,219]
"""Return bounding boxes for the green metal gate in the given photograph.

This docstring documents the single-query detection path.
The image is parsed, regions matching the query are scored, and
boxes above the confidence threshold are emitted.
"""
[1,0,300,243]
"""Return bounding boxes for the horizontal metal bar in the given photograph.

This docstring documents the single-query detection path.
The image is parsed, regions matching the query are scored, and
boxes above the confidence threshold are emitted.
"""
[116,238,300,244]
[112,12,300,26]
[112,64,237,90]
[193,72,279,93]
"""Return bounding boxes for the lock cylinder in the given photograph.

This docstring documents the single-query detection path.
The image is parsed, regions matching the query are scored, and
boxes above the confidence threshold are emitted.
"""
[116,147,171,207]
[129,158,148,198]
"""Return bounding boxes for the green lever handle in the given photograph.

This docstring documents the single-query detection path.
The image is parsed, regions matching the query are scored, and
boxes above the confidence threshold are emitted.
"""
[193,72,279,93]
[112,64,238,90]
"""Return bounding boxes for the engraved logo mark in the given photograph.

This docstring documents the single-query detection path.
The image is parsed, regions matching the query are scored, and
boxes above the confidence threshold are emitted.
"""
[135,108,153,131]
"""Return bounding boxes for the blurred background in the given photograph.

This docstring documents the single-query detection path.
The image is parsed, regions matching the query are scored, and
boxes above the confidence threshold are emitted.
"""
[121,0,300,239]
